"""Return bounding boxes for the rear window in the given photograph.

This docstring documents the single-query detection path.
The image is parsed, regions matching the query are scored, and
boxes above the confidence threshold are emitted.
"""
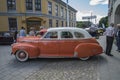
[74,32,84,38]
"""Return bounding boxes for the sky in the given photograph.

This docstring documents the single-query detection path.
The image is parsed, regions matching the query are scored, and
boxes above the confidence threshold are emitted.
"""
[62,0,108,24]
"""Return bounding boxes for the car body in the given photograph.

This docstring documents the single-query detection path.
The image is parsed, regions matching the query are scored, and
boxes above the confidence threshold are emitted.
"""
[11,27,103,62]
[0,32,14,45]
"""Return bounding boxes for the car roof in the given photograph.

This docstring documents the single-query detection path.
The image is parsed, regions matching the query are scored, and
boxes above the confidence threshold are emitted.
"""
[48,27,85,32]
[47,27,92,38]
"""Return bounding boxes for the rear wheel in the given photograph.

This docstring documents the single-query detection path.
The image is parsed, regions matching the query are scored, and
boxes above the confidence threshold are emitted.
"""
[15,50,28,62]
[80,56,90,61]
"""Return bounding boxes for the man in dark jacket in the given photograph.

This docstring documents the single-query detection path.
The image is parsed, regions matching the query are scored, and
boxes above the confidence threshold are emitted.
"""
[116,24,120,52]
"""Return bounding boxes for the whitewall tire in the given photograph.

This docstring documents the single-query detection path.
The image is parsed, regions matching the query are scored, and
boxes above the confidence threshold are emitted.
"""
[15,50,28,62]
[80,57,90,61]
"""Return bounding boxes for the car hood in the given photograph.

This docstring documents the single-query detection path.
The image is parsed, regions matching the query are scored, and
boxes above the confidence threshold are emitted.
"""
[17,36,40,42]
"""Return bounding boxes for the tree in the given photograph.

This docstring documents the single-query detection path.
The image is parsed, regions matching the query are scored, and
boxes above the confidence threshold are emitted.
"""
[99,16,108,28]
[76,21,92,28]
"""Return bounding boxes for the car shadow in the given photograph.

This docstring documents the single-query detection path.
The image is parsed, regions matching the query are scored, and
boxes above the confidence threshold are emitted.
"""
[9,55,107,69]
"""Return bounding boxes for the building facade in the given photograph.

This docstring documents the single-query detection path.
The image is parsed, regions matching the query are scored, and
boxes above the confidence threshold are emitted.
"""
[0,0,77,33]
[108,0,120,25]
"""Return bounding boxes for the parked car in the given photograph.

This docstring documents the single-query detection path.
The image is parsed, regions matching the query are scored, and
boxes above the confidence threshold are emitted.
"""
[0,32,14,45]
[11,27,103,62]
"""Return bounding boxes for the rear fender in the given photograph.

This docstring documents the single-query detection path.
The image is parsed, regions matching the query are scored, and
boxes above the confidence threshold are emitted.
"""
[12,43,40,58]
[74,43,103,58]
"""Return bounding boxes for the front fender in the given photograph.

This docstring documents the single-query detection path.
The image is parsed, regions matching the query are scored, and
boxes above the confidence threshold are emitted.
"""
[74,43,103,57]
[12,43,40,58]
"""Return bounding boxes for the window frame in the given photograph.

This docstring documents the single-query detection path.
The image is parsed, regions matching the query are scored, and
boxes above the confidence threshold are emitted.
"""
[8,18,17,31]
[44,31,58,39]
[56,20,59,27]
[60,7,64,17]
[48,1,52,15]
[55,5,58,16]
[49,19,52,27]
[26,0,33,11]
[35,0,41,11]
[7,0,16,11]
[74,31,85,39]
[61,31,73,39]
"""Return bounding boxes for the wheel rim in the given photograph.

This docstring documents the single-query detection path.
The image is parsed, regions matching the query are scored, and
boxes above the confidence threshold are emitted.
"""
[18,52,26,59]
[16,50,28,62]
[80,57,89,60]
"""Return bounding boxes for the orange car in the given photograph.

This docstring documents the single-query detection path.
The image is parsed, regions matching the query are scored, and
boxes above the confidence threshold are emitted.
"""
[11,27,103,62]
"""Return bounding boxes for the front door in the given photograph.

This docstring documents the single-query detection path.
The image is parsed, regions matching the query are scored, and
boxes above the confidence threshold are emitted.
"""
[26,20,41,33]
[39,31,59,57]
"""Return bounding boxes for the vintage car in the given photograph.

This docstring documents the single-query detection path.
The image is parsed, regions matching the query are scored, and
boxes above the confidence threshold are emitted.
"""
[11,27,103,62]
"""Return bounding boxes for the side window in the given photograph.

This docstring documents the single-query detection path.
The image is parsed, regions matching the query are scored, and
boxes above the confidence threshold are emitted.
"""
[74,32,84,38]
[61,31,73,38]
[44,32,58,39]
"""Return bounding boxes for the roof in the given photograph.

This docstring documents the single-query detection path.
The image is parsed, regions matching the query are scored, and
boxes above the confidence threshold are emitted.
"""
[47,27,92,38]
[48,27,84,31]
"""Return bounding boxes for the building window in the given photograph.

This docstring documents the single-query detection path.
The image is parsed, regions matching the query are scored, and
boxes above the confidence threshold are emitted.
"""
[35,0,41,11]
[65,9,67,19]
[61,21,64,27]
[55,5,58,16]
[56,20,59,27]
[66,21,67,26]
[7,0,16,11]
[69,11,71,20]
[8,18,17,31]
[61,7,64,17]
[49,19,52,27]
[26,0,33,11]
[48,1,52,15]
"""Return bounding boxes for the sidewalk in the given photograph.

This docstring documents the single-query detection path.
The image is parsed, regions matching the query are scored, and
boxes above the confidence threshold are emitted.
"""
[98,36,120,80]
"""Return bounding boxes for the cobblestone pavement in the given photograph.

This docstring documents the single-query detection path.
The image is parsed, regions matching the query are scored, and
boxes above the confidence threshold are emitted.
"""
[0,44,102,80]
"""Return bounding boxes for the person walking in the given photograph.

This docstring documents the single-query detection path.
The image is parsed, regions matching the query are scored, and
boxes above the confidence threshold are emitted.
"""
[13,30,18,42]
[29,27,35,36]
[19,27,26,37]
[116,24,120,52]
[105,23,115,56]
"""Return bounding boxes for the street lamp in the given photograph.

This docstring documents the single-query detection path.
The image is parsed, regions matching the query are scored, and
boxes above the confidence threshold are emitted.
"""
[66,0,69,27]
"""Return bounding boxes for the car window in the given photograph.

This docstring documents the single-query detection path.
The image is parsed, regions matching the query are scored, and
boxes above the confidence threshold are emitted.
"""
[61,31,73,38]
[74,32,84,38]
[44,31,58,39]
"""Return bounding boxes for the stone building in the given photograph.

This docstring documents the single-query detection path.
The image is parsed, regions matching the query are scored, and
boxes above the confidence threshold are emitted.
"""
[0,0,77,33]
[108,0,120,25]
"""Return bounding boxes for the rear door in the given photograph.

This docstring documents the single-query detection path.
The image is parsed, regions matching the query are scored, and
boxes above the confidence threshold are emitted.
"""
[59,31,76,57]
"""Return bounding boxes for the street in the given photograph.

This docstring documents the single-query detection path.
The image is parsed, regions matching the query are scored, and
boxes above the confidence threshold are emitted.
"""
[0,36,120,80]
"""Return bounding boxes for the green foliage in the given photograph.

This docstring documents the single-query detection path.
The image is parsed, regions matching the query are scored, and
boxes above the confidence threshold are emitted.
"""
[76,21,92,28]
[99,16,108,28]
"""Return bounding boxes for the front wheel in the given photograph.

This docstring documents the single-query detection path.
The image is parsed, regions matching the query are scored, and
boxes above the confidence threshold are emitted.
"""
[79,56,90,61]
[15,50,28,62]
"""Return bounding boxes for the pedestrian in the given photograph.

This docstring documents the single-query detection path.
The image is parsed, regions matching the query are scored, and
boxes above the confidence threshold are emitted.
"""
[13,30,18,42]
[104,23,115,56]
[116,24,120,52]
[89,24,97,37]
[19,27,26,37]
[29,27,35,36]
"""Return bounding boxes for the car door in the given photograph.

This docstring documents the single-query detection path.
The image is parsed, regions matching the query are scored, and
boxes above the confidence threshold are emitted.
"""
[59,31,76,57]
[39,31,59,57]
